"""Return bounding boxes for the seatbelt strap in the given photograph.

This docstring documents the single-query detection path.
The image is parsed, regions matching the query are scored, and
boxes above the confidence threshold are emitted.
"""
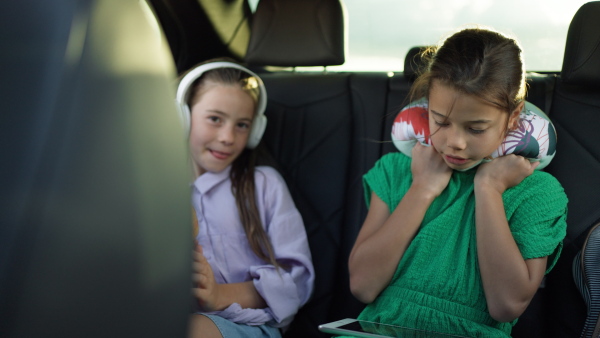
[545,74,557,114]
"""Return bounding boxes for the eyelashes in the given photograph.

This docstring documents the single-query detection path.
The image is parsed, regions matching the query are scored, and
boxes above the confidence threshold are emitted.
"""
[433,120,487,134]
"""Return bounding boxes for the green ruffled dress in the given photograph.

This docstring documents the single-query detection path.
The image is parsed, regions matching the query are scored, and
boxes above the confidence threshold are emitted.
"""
[340,152,567,337]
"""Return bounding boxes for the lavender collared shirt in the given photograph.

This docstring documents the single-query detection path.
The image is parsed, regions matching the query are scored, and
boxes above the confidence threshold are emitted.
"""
[193,166,315,328]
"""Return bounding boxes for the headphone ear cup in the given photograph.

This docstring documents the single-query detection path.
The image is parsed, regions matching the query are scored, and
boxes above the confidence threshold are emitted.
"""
[247,114,267,149]
[177,101,191,136]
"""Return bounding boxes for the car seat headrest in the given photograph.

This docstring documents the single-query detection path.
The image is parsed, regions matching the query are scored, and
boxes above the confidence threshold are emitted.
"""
[404,46,429,82]
[245,0,345,67]
[561,1,600,86]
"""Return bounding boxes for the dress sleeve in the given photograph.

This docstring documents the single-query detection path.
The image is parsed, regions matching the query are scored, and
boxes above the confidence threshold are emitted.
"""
[363,153,411,211]
[250,167,315,328]
[504,171,568,273]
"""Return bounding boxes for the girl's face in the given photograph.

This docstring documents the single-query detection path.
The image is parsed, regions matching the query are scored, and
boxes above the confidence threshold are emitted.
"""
[189,84,255,175]
[428,80,520,171]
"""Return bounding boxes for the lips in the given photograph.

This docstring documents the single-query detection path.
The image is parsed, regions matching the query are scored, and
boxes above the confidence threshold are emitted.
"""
[209,149,231,160]
[444,155,469,165]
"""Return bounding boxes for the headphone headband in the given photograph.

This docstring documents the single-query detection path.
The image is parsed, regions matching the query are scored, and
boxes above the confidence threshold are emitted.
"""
[175,61,268,149]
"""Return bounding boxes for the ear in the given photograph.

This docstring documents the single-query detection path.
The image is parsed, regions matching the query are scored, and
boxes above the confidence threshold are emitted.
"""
[508,101,525,132]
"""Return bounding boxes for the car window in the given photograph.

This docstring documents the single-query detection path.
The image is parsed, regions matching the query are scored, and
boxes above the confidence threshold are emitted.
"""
[250,0,589,72]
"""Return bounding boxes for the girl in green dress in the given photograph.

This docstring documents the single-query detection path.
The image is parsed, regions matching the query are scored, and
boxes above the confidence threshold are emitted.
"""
[347,27,567,337]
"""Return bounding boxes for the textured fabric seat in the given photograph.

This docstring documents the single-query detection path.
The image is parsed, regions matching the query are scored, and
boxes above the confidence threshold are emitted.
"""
[573,222,600,338]
[542,2,600,336]
[245,1,383,336]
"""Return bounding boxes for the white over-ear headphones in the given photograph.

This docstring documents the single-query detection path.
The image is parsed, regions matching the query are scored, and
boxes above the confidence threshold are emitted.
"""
[175,61,268,149]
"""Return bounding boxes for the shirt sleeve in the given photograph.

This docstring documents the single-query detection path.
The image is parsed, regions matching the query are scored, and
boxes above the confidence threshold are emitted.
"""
[504,171,568,273]
[250,167,315,328]
[212,303,272,325]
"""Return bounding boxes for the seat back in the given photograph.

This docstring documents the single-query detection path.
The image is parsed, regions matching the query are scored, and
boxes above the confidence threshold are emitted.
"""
[542,1,600,336]
[245,1,381,336]
[0,1,191,337]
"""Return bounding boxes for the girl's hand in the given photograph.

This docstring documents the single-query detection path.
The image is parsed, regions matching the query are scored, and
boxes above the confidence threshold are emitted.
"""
[475,155,539,194]
[410,143,452,198]
[192,244,221,312]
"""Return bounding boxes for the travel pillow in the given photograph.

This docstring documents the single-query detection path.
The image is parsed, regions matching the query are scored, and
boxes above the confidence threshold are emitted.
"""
[391,98,557,170]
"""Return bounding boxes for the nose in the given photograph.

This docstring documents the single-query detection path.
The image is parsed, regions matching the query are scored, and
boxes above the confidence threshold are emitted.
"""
[218,125,235,145]
[446,127,467,150]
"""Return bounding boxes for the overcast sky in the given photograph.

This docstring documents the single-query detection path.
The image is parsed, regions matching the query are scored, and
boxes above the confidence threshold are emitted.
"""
[337,0,588,71]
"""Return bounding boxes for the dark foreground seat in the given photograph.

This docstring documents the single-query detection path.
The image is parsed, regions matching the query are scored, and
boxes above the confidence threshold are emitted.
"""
[0,1,192,337]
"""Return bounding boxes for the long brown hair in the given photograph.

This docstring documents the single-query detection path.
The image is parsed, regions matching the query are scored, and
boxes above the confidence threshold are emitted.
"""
[409,27,526,119]
[187,62,281,269]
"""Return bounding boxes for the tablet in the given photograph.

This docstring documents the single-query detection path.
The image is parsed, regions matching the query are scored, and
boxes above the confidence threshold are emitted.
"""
[318,318,467,337]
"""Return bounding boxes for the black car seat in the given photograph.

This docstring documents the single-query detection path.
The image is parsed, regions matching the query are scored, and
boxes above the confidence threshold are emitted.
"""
[245,0,391,336]
[0,1,192,337]
[382,46,429,156]
[543,1,600,336]
[147,0,253,74]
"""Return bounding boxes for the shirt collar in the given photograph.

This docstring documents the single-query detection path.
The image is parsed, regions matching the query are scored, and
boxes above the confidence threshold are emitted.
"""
[193,166,232,195]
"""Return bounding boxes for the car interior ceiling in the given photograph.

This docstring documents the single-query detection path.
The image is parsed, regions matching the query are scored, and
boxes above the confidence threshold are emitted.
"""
[2,0,599,337]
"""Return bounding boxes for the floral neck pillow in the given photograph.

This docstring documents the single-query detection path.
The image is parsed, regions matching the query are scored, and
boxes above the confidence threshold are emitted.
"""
[391,98,557,171]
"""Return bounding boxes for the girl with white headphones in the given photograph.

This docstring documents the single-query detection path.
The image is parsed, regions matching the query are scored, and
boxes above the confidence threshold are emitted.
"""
[178,60,314,338]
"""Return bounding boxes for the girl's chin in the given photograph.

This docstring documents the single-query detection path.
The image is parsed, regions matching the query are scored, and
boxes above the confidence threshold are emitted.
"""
[448,159,484,172]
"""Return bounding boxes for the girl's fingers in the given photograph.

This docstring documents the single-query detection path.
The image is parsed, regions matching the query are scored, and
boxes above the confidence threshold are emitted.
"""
[193,287,207,301]
[193,251,204,262]
[193,261,211,275]
[192,273,207,285]
[193,249,207,264]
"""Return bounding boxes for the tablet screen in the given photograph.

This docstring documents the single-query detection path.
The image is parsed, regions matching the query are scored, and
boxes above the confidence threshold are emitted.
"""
[337,320,465,337]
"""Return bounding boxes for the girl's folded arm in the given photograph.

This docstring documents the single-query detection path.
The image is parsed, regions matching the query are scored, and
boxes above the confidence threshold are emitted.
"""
[248,220,314,325]
[213,281,267,310]
[475,181,547,322]
[348,189,435,304]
